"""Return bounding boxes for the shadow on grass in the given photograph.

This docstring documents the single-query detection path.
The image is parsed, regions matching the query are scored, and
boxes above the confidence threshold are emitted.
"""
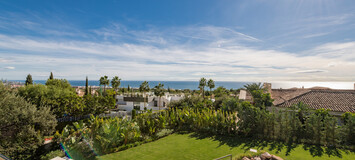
[302,144,347,158]
[177,131,352,158]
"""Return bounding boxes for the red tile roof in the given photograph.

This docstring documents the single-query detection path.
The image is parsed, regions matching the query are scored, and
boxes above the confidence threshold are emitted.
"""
[275,89,355,113]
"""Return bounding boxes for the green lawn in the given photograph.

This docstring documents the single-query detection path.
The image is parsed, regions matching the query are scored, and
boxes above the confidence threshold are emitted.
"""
[98,133,355,160]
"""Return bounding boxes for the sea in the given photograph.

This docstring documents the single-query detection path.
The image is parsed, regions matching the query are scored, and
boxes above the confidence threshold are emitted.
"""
[8,80,355,90]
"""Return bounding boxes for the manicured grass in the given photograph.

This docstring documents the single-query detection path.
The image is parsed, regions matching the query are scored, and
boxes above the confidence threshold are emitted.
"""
[98,133,355,160]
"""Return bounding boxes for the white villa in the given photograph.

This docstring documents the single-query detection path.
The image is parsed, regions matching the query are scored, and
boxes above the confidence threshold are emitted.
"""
[116,92,184,112]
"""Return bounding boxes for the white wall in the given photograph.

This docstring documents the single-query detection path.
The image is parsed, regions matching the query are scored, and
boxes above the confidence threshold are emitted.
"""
[116,95,184,112]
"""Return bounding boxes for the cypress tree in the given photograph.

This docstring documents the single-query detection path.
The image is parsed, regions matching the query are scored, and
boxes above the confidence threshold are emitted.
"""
[325,116,337,146]
[278,110,283,140]
[271,111,276,140]
[25,74,33,86]
[85,76,89,95]
[49,72,54,80]
[132,109,136,119]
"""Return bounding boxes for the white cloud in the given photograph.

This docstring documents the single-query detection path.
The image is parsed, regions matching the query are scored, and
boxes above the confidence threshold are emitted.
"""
[0,24,354,81]
[0,58,9,62]
[302,32,329,39]
[294,70,327,74]
[4,66,15,70]
[192,72,216,76]
[307,42,355,60]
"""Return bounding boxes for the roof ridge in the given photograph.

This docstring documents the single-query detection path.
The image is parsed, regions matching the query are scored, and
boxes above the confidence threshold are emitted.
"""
[310,89,355,93]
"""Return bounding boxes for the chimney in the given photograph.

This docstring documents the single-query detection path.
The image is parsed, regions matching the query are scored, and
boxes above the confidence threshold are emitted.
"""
[263,82,272,93]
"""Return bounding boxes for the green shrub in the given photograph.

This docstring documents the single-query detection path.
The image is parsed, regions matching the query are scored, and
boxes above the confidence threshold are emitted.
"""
[40,150,65,160]
[0,83,57,159]
[58,117,141,155]
[156,129,174,138]
[132,109,136,119]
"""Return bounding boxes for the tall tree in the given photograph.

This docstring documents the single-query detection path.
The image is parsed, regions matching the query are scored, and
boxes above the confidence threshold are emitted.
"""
[49,72,54,80]
[207,79,215,98]
[0,83,56,159]
[85,76,89,96]
[99,75,109,94]
[139,81,150,108]
[25,74,33,86]
[251,90,273,109]
[45,79,72,90]
[111,76,121,92]
[18,82,84,117]
[199,77,207,98]
[154,83,165,110]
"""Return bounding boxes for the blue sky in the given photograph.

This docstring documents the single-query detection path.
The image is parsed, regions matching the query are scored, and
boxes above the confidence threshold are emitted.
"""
[0,0,355,81]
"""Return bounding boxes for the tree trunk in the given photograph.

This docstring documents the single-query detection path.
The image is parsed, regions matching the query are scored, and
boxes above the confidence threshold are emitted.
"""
[210,88,212,99]
[144,92,146,108]
[202,87,205,99]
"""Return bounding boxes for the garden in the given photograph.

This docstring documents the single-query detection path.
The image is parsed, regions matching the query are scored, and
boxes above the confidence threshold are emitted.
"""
[56,97,354,159]
[1,77,354,160]
[98,133,355,160]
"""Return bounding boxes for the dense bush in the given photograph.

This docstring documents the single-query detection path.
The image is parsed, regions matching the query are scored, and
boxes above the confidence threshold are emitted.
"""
[168,96,213,109]
[18,79,116,117]
[40,150,65,160]
[166,108,238,135]
[132,109,136,119]
[167,98,354,147]
[231,101,355,147]
[18,83,84,117]
[135,111,169,137]
[82,94,115,115]
[213,86,230,97]
[58,116,142,157]
[0,82,57,159]
[45,79,73,90]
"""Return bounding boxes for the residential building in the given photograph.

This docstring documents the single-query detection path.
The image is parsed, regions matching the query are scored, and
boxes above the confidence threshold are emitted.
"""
[116,93,184,112]
[239,83,355,115]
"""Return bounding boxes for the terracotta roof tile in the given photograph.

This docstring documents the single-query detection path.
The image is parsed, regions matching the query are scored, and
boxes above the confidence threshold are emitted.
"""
[271,89,311,105]
[275,90,355,113]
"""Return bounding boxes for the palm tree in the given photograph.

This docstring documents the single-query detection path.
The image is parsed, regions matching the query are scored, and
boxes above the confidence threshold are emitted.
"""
[207,79,215,99]
[243,82,265,103]
[243,82,263,93]
[111,76,121,92]
[99,75,110,94]
[154,83,165,110]
[139,81,150,108]
[199,77,207,98]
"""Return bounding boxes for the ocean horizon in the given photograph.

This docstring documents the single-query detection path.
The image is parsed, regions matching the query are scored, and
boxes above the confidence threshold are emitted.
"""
[7,80,355,90]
